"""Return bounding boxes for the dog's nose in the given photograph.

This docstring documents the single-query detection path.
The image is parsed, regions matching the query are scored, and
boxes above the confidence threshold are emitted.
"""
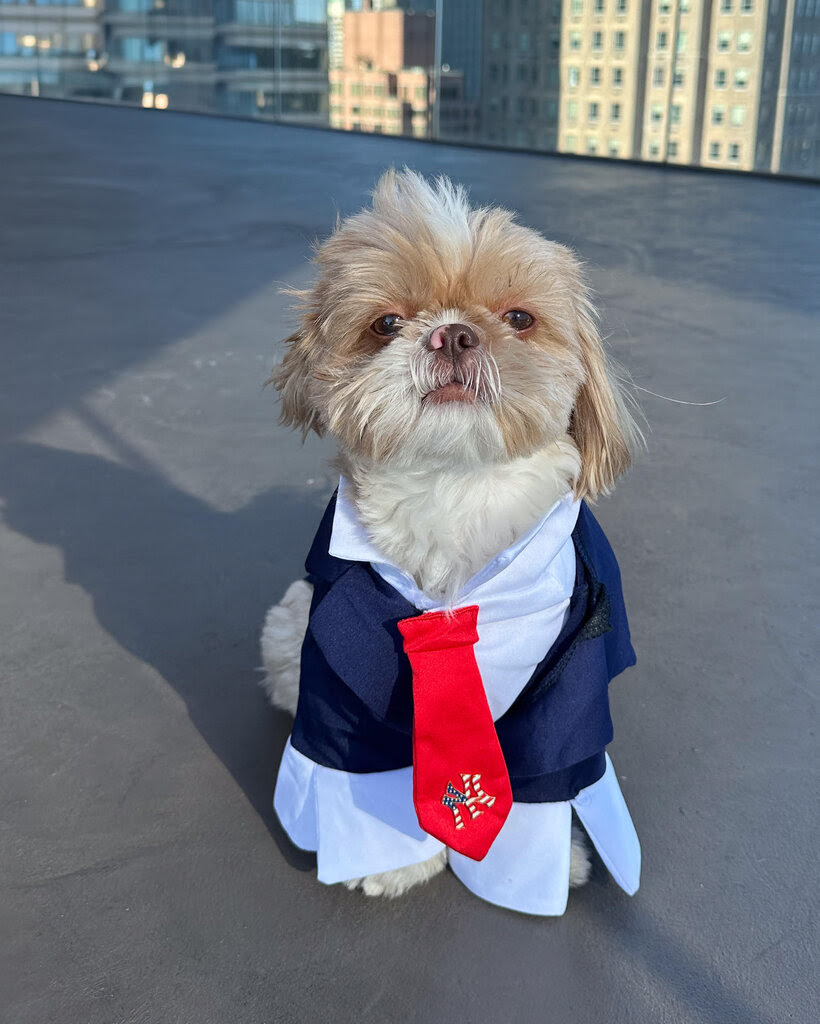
[428,322,479,357]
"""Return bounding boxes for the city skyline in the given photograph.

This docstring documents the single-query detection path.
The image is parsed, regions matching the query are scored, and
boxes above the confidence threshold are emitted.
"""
[0,0,816,176]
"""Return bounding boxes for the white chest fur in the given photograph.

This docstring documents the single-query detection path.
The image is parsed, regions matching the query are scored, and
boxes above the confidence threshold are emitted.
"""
[342,439,581,603]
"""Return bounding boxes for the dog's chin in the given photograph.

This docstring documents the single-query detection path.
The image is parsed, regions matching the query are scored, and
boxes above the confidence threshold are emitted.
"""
[422,382,479,406]
[355,397,506,469]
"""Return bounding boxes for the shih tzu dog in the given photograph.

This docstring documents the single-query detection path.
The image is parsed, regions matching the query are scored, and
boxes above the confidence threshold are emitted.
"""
[261,170,642,915]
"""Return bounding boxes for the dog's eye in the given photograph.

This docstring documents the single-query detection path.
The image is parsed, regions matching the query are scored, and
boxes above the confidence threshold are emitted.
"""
[370,314,403,338]
[502,310,535,331]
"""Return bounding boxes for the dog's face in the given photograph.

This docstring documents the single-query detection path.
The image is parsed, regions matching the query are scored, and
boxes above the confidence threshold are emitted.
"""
[274,170,635,498]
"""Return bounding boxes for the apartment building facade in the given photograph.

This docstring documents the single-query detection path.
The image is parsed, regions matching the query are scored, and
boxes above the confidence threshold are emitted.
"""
[0,0,328,123]
[557,0,649,158]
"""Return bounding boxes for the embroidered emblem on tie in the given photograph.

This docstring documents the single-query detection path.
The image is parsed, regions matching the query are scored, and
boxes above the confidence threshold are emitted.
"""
[441,773,496,831]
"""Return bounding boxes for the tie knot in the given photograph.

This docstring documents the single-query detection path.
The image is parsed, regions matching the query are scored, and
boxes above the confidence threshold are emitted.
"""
[397,605,479,654]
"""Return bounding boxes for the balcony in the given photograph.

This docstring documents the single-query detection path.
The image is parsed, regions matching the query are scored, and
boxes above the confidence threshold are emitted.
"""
[1,94,817,1024]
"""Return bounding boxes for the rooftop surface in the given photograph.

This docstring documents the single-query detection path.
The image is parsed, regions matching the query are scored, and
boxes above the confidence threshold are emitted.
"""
[1,96,817,1024]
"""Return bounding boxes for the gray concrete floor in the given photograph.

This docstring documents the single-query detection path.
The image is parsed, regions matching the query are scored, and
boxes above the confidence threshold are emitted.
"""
[1,95,817,1024]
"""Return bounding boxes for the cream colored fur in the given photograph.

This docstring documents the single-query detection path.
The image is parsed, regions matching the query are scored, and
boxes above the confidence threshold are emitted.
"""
[341,439,581,604]
[263,170,639,903]
[260,579,312,716]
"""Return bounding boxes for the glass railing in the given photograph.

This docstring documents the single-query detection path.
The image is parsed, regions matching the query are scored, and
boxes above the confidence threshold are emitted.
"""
[0,0,816,178]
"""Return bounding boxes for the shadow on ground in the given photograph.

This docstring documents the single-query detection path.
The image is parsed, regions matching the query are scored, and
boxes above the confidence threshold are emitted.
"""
[0,438,322,871]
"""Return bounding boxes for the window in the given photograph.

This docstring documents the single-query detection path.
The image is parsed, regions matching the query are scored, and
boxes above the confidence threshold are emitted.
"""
[651,103,663,123]
[673,70,684,87]
[721,0,732,10]
[565,134,578,152]
[738,31,752,52]
[589,101,600,121]
[616,0,627,11]
[735,68,749,88]
[569,65,580,87]
[741,0,753,10]
[657,31,668,50]
[610,101,621,122]
[587,136,598,154]
[715,69,727,87]
[680,0,690,10]
[730,104,746,126]
[709,141,721,158]
[670,103,681,124]
[570,31,582,50]
[667,141,678,157]
[590,66,601,84]
[612,67,623,86]
[608,139,620,156]
[653,65,665,87]
[649,140,661,156]
[571,0,583,14]
[659,0,670,12]
[677,30,688,53]
[567,99,579,121]
[712,106,725,124]
[614,31,626,51]
[729,143,740,159]
[592,30,603,50]
[594,0,604,12]
[718,31,732,52]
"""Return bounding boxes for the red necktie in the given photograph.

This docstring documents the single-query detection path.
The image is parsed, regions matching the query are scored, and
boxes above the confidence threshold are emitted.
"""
[398,606,513,861]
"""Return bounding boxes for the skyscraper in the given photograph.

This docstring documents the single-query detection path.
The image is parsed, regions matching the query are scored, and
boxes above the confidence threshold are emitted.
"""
[480,0,563,151]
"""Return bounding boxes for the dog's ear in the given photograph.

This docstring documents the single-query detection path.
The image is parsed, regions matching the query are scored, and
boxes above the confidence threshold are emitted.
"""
[268,322,325,437]
[569,297,638,501]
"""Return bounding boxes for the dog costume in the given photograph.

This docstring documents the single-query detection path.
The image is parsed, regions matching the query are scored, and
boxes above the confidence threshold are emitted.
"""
[274,478,641,914]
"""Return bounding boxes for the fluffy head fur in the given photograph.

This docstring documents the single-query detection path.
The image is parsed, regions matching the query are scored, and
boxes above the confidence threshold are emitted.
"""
[274,169,637,497]
[272,170,639,601]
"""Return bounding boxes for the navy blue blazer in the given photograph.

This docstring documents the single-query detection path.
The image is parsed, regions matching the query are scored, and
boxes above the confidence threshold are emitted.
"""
[290,496,636,803]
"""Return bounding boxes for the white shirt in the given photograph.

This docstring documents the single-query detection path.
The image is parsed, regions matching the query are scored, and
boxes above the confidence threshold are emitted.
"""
[274,480,640,915]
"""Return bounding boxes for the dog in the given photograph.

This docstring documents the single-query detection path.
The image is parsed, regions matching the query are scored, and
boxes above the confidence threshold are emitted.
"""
[261,170,642,914]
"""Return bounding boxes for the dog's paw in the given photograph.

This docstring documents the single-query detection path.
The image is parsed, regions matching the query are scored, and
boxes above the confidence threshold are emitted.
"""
[569,824,592,888]
[260,579,313,715]
[343,850,448,898]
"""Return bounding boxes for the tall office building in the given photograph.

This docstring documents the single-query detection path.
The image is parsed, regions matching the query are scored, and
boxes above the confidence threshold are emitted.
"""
[0,0,328,122]
[329,1,475,138]
[639,0,709,165]
[441,0,483,103]
[697,0,771,170]
[480,0,563,150]
[558,0,649,158]
[0,0,102,100]
[329,3,435,136]
[774,0,820,175]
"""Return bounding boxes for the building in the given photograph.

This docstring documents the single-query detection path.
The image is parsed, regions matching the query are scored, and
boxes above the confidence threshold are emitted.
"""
[480,0,563,151]
[772,0,820,175]
[0,0,328,123]
[212,0,328,121]
[0,0,102,100]
[558,0,649,159]
[329,1,476,139]
[697,0,771,171]
[640,0,709,166]
[329,2,435,136]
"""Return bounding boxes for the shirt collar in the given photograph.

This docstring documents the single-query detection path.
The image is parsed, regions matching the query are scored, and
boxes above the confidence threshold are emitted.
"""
[328,476,387,565]
[329,474,579,595]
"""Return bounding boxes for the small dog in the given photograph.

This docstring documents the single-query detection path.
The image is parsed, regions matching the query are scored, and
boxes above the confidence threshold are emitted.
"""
[262,171,642,914]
